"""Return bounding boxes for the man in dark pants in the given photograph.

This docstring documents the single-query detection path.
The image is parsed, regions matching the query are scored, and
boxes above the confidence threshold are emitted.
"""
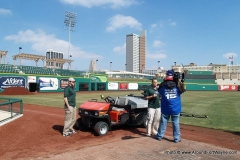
[157,70,186,143]
[63,77,77,137]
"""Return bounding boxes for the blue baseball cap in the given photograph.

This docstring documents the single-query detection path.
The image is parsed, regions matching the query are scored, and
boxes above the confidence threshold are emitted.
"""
[164,70,174,81]
[166,70,174,76]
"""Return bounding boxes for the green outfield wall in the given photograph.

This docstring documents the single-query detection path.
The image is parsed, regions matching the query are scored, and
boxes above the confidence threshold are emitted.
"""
[0,73,236,92]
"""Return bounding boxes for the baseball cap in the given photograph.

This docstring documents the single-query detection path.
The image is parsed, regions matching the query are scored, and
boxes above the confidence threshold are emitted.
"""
[164,70,174,81]
[166,70,174,76]
[68,77,75,82]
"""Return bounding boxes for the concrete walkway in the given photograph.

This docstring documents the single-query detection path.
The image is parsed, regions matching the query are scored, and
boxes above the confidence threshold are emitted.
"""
[37,136,239,160]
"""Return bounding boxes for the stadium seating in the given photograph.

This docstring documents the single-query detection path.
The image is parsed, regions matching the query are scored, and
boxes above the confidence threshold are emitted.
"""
[0,64,20,73]
[181,73,216,84]
[185,79,216,84]
[18,66,55,75]
[54,69,85,76]
[215,79,240,85]
[0,64,85,77]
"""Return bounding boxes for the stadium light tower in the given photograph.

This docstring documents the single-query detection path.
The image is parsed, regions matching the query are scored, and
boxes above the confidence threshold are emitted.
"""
[110,62,112,77]
[64,11,77,69]
[96,59,98,72]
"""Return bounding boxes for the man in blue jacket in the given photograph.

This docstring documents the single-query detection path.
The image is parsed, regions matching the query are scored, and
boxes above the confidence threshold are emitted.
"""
[156,70,186,143]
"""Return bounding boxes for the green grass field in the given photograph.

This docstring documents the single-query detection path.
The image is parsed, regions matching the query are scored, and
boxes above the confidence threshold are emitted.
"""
[1,91,240,132]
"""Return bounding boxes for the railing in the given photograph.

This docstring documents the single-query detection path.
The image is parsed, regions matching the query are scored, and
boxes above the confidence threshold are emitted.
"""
[0,97,23,124]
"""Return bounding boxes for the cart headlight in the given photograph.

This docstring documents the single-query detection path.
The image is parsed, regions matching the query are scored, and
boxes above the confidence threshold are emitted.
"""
[99,111,107,116]
[84,111,88,115]
[95,112,99,116]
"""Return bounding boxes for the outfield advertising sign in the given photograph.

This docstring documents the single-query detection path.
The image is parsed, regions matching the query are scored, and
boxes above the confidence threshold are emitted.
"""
[128,83,138,90]
[108,82,118,90]
[38,77,58,90]
[138,84,150,91]
[60,79,68,89]
[89,75,107,82]
[90,76,101,82]
[119,83,128,90]
[28,76,36,83]
[0,76,26,90]
[218,85,238,91]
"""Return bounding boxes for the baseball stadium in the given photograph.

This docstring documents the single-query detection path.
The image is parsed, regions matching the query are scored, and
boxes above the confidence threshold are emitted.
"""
[0,51,240,159]
[2,1,240,159]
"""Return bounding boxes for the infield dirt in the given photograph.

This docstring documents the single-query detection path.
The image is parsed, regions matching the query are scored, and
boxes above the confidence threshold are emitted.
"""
[0,102,240,159]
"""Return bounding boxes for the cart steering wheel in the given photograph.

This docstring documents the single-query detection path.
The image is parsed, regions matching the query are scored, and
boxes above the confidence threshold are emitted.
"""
[105,96,115,104]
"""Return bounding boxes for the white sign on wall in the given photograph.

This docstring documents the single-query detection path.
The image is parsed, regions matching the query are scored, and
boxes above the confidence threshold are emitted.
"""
[128,83,138,90]
[38,77,58,90]
[108,82,118,90]
[28,76,36,83]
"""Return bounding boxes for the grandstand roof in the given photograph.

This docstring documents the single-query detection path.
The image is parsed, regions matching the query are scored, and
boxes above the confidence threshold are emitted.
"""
[12,53,45,61]
[46,58,73,64]
[0,50,8,57]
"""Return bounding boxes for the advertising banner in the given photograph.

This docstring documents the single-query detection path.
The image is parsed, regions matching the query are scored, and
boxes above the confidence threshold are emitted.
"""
[128,83,138,90]
[119,83,128,90]
[60,79,68,89]
[0,76,26,90]
[218,85,238,91]
[89,75,107,82]
[138,84,150,91]
[38,77,58,90]
[28,76,36,83]
[108,82,118,90]
[90,76,100,82]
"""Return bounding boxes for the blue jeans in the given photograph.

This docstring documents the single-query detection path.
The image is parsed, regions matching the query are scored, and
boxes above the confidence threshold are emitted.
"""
[156,113,181,142]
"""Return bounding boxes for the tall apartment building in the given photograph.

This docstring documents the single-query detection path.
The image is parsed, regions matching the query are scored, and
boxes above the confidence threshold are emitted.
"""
[126,30,146,73]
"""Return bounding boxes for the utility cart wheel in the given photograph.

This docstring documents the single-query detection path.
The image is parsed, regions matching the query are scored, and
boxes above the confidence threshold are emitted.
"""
[75,118,85,130]
[94,121,109,136]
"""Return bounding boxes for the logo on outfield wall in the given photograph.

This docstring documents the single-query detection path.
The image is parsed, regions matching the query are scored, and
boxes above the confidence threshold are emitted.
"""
[119,83,128,90]
[60,79,69,89]
[218,85,238,91]
[90,76,101,82]
[0,76,26,90]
